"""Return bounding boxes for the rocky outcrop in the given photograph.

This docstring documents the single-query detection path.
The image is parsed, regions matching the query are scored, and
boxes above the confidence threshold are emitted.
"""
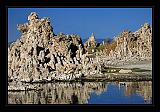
[100,23,152,59]
[84,33,97,53]
[8,12,152,84]
[8,12,101,83]
[99,23,152,67]
[107,23,152,60]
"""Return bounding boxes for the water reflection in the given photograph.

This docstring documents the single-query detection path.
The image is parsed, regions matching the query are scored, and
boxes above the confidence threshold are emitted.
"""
[124,81,152,103]
[8,81,152,104]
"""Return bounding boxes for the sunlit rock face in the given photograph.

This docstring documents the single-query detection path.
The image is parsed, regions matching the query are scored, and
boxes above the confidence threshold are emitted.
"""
[8,12,102,83]
[8,82,106,104]
[102,23,152,60]
[84,33,97,53]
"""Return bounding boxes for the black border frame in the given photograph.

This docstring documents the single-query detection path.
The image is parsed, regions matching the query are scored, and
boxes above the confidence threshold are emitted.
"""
[1,0,159,111]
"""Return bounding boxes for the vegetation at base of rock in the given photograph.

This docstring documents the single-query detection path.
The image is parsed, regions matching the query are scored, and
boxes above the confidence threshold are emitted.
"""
[96,44,105,52]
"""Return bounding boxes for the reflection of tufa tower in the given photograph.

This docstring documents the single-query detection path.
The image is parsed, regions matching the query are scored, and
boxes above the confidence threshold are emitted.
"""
[8,82,107,104]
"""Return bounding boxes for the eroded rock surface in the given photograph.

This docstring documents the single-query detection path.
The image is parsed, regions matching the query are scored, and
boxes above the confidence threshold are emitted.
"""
[84,33,97,53]
[8,12,152,85]
[99,23,152,66]
[113,23,152,59]
[8,12,101,83]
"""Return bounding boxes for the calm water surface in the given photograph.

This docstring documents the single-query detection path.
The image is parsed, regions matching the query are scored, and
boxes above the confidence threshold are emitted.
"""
[8,81,152,104]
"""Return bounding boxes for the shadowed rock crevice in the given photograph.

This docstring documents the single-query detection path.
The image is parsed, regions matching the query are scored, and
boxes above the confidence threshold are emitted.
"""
[71,93,79,104]
[36,46,45,56]
[69,43,78,58]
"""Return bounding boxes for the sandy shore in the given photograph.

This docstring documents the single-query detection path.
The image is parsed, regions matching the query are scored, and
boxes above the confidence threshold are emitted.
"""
[104,58,152,70]
[115,60,152,70]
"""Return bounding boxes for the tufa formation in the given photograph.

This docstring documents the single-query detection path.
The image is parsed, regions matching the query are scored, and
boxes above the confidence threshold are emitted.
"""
[97,23,152,67]
[8,12,152,87]
[104,23,152,59]
[8,12,101,83]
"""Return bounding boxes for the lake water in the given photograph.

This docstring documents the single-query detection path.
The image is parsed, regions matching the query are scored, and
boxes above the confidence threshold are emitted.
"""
[8,81,152,104]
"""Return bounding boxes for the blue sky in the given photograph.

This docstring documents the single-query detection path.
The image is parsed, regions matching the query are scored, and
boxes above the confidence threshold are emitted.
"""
[8,8,152,42]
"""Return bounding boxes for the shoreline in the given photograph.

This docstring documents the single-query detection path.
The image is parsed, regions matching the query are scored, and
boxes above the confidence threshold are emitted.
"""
[8,78,152,92]
[8,59,152,91]
[8,72,152,92]
[114,60,152,70]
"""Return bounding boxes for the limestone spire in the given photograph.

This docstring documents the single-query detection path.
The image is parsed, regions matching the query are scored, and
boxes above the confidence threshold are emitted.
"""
[28,12,39,21]
[90,32,96,42]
